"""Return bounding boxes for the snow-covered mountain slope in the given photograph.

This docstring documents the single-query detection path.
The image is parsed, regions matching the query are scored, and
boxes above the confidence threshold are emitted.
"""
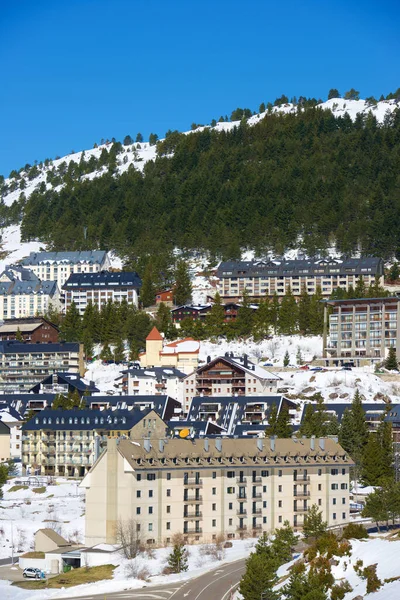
[1,97,398,209]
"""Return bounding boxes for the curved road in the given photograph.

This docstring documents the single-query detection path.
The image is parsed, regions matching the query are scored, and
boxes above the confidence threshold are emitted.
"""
[60,558,246,600]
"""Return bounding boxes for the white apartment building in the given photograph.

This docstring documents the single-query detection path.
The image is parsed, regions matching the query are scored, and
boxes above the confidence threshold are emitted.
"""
[0,408,23,459]
[122,366,184,401]
[0,268,61,320]
[19,251,110,289]
[217,257,384,299]
[82,434,353,547]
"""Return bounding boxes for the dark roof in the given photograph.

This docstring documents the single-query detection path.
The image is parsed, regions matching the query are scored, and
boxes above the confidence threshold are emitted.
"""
[85,395,180,420]
[0,341,80,354]
[30,373,99,394]
[324,297,399,306]
[0,404,23,421]
[384,404,400,423]
[122,366,186,379]
[0,420,10,434]
[63,271,141,290]
[22,408,151,431]
[20,251,108,266]
[217,257,384,279]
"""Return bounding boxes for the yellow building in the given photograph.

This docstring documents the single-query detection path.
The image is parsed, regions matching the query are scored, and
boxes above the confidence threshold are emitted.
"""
[139,327,199,374]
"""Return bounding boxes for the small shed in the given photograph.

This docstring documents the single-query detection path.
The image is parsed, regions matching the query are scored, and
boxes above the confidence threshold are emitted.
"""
[35,528,70,553]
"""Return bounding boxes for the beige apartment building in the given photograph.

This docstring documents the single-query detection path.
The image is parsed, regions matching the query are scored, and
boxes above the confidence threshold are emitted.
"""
[139,327,200,375]
[82,435,353,547]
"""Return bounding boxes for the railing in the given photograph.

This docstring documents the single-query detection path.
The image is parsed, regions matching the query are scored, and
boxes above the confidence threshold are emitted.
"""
[294,476,310,483]
[237,509,247,516]
[294,505,308,513]
[184,478,203,487]
[294,491,310,497]
[183,512,202,519]
[251,477,262,483]
[236,477,247,484]
[252,493,262,499]
[183,495,202,503]
[236,525,247,531]
[252,524,262,531]
[252,508,262,515]
[237,495,247,501]
[183,529,202,535]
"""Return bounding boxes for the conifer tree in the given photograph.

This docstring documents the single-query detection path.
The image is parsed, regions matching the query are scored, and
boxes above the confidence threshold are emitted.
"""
[205,292,225,338]
[298,286,311,334]
[265,403,278,437]
[276,404,292,438]
[59,301,81,342]
[385,347,398,370]
[270,293,280,334]
[271,521,297,563]
[279,287,298,334]
[167,542,188,573]
[361,434,385,486]
[283,350,290,367]
[140,263,156,308]
[113,338,125,363]
[377,418,394,479]
[303,504,327,540]
[338,407,353,454]
[173,260,192,306]
[235,289,254,338]
[100,342,113,362]
[254,297,271,339]
[309,287,324,334]
[15,328,23,342]
[239,551,278,600]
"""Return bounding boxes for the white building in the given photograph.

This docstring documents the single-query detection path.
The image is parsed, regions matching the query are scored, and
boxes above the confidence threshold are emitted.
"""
[19,251,110,289]
[0,407,22,459]
[0,268,61,320]
[121,366,185,401]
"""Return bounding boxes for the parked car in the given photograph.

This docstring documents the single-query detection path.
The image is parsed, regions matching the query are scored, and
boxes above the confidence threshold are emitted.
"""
[310,367,323,371]
[23,568,42,579]
[341,367,352,371]
[299,365,309,370]
[263,362,274,367]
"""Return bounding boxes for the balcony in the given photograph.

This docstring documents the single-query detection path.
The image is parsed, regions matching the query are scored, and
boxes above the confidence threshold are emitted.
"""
[183,529,202,535]
[184,478,203,487]
[183,495,202,503]
[183,511,202,519]
[294,476,310,483]
[251,524,262,531]
[237,494,247,501]
[236,477,247,484]
[293,490,310,497]
[237,509,247,516]
[236,525,247,531]
[251,477,262,484]
[294,505,308,513]
[252,493,262,499]
[252,508,262,515]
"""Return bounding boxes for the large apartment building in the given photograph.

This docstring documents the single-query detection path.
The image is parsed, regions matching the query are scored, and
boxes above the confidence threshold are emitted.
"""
[0,341,84,392]
[0,268,61,320]
[22,408,167,478]
[182,354,281,415]
[82,435,353,547]
[121,366,185,401]
[323,297,400,366]
[19,251,110,289]
[217,257,384,299]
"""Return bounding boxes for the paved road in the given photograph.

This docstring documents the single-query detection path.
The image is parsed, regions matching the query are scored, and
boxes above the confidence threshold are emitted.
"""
[60,558,246,600]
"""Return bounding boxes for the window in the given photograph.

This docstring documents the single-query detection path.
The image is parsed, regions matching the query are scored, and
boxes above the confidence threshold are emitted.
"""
[147,473,156,481]
[227,487,235,494]
[263,501,267,508]
[333,513,337,520]
[212,487,217,495]
[137,474,141,481]
[278,485,282,492]
[331,484,338,490]
[212,503,216,511]
[342,468,346,475]
[136,507,141,515]
[278,500,282,508]
[166,505,171,513]
[229,518,233,526]
[149,507,153,514]
[342,498,346,504]
[318,469,322,476]
[333,498,336,505]
[261,470,269,477]
[331,469,339,475]
[148,523,153,532]
[167,473,171,480]
[263,516,267,524]
[341,483,348,490]
[318,484,322,491]
[167,489,171,497]
[342,512,346,519]
[278,470,282,477]
[166,522,170,530]
[212,471,217,479]
[212,519,216,527]
[227,471,235,478]
[136,491,141,498]
[318,499,322,506]
[149,490,153,498]
[278,516,282,523]
[228,502,233,510]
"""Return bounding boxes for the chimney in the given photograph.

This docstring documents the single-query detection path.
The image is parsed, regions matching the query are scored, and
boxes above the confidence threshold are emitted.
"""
[204,439,209,452]
[310,435,315,450]
[243,354,248,369]
[319,438,325,451]
[207,355,211,364]
[257,438,263,451]
[270,436,275,452]
[159,440,164,453]
[215,438,222,452]
[144,438,151,452]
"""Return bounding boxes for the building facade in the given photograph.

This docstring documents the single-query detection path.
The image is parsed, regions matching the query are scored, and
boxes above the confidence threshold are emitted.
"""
[0,420,11,463]
[22,408,167,477]
[121,366,184,402]
[63,271,141,314]
[82,435,353,547]
[0,269,61,320]
[19,251,110,289]
[0,318,59,343]
[323,297,400,366]
[139,327,200,375]
[217,257,384,300]
[0,341,84,392]
[182,355,281,415]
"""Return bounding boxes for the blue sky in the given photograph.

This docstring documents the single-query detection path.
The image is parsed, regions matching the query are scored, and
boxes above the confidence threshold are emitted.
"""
[0,0,399,177]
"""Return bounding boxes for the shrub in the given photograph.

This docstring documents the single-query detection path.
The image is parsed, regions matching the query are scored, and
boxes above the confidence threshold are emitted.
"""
[330,580,353,600]
[363,564,382,594]
[8,485,28,492]
[32,487,46,494]
[341,523,368,540]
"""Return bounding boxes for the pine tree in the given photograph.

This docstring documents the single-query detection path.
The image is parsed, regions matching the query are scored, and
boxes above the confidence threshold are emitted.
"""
[235,289,254,338]
[100,342,113,362]
[59,301,81,341]
[254,297,271,339]
[388,262,400,282]
[149,132,158,145]
[156,302,174,337]
[205,292,225,338]
[328,88,340,99]
[362,488,388,530]
[377,418,394,479]
[338,407,353,454]
[361,434,385,486]
[276,404,292,438]
[270,293,280,334]
[239,552,278,600]
[271,521,297,563]
[113,338,125,363]
[52,393,70,410]
[140,264,156,308]
[167,542,188,573]
[135,133,143,143]
[173,260,192,306]
[309,287,324,334]
[302,504,327,540]
[385,347,398,370]
[15,328,23,342]
[298,286,311,334]
[265,403,278,436]
[283,350,290,367]
[279,287,298,334]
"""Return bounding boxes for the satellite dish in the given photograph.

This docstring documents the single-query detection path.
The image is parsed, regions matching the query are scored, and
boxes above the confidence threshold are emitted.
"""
[179,429,190,438]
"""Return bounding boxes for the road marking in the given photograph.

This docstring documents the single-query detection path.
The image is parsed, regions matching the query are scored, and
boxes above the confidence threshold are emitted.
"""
[214,570,224,575]
[221,581,240,600]
[193,565,245,600]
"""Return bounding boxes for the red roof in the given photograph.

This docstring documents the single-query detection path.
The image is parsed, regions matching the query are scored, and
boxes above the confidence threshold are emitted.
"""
[146,326,163,341]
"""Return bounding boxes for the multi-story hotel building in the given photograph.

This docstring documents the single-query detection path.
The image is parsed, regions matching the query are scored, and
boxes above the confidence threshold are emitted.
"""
[82,434,353,547]
[0,341,84,392]
[22,408,166,478]
[63,271,141,314]
[182,354,281,415]
[19,251,110,289]
[0,268,61,320]
[217,257,384,299]
[323,297,400,366]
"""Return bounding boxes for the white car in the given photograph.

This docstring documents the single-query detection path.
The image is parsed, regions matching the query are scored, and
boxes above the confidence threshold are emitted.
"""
[23,567,42,579]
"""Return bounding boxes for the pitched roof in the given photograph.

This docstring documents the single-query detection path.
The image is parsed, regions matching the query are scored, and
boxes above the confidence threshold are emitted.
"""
[36,528,70,546]
[146,327,163,341]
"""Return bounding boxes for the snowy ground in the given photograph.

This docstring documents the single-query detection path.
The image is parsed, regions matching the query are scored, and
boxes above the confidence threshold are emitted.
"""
[0,225,44,274]
[0,478,85,560]
[0,537,257,600]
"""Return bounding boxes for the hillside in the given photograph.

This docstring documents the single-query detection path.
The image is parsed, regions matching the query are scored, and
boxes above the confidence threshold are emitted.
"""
[0,95,399,271]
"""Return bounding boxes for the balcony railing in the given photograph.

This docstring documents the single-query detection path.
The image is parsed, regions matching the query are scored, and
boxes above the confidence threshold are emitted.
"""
[252,508,262,515]
[183,495,202,503]
[236,477,247,484]
[183,511,202,519]
[236,525,247,531]
[294,505,308,513]
[294,491,310,497]
[237,509,247,516]
[251,477,262,483]
[184,478,203,487]
[183,529,202,535]
[237,495,247,501]
[252,493,262,499]
[294,476,310,483]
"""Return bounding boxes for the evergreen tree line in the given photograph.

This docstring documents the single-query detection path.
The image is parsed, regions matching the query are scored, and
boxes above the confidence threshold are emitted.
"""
[16,105,400,263]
